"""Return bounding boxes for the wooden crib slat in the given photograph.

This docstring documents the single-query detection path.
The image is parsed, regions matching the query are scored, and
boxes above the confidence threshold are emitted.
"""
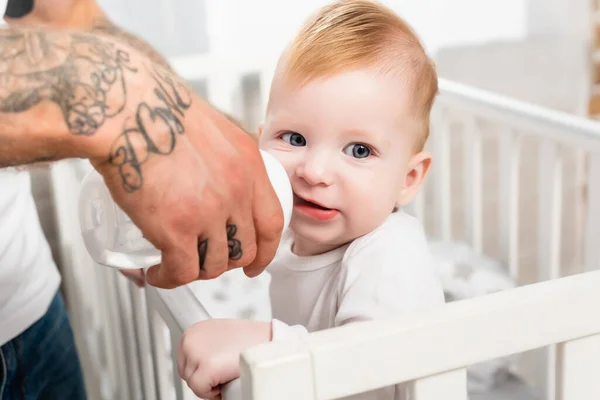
[410,369,467,400]
[145,289,175,400]
[101,270,133,400]
[584,152,600,271]
[498,127,521,279]
[431,107,452,241]
[537,139,563,282]
[463,116,483,253]
[556,334,600,399]
[536,138,563,400]
[169,330,186,400]
[129,284,158,400]
[207,73,242,117]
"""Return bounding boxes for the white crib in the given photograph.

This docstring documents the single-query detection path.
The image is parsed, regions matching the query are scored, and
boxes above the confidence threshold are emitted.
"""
[46,52,600,400]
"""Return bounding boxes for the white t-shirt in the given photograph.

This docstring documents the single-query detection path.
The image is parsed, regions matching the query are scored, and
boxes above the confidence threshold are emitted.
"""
[267,211,445,400]
[0,168,61,345]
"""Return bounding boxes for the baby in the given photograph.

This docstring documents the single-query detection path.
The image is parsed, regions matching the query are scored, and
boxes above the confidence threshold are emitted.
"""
[178,1,444,398]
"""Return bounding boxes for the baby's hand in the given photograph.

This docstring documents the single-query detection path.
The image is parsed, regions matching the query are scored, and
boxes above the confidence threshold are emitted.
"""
[177,319,271,399]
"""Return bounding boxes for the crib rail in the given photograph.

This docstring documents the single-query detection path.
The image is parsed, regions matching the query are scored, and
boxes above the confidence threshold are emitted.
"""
[48,53,600,400]
[423,79,600,399]
[240,269,600,400]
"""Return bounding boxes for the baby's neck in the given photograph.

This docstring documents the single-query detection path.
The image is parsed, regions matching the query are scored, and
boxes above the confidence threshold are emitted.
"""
[291,233,347,257]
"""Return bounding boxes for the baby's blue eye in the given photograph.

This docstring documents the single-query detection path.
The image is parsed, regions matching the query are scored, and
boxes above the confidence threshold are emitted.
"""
[343,143,371,159]
[281,132,306,147]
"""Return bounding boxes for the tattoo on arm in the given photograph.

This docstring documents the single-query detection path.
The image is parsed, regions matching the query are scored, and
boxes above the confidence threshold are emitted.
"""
[108,64,191,192]
[0,27,193,192]
[0,30,135,135]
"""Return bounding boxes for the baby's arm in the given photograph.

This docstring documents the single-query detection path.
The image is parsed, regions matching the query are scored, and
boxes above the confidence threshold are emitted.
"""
[177,319,271,399]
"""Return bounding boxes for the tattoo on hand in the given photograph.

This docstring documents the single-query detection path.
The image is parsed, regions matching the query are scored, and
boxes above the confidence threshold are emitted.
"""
[227,224,243,261]
[197,224,243,271]
[198,238,209,271]
[108,64,192,192]
[0,30,136,135]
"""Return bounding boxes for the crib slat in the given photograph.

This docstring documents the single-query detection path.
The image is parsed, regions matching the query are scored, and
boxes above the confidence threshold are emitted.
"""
[431,107,452,240]
[462,117,482,252]
[129,285,158,400]
[97,269,131,400]
[207,73,242,117]
[573,149,586,270]
[241,341,315,400]
[584,152,600,271]
[537,139,563,281]
[536,139,563,400]
[556,334,600,399]
[169,331,185,400]
[145,289,174,400]
[410,369,467,400]
[498,128,521,279]
[115,274,144,400]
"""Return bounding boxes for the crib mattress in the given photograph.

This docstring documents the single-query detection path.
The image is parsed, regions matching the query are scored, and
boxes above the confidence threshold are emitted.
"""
[470,373,539,400]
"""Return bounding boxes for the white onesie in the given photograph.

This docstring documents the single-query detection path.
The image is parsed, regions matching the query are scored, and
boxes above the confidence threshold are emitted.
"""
[267,211,445,399]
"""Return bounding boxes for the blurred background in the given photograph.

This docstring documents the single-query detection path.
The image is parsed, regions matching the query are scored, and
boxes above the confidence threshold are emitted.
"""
[95,0,592,115]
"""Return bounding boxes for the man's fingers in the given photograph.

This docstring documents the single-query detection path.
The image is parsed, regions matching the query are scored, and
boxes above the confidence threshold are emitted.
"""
[226,209,257,271]
[197,226,229,280]
[146,239,199,288]
[243,177,284,278]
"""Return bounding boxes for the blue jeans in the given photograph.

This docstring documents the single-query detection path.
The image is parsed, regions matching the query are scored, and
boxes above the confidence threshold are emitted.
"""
[0,291,87,400]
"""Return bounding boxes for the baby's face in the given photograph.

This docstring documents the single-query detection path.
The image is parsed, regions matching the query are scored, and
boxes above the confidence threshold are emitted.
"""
[260,68,418,255]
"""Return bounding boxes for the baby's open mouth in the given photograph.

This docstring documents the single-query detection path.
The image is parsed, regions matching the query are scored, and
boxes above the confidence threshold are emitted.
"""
[292,194,340,221]
[293,194,332,211]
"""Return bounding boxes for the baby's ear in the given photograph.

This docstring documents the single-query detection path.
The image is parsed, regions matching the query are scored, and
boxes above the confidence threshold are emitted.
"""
[396,151,432,207]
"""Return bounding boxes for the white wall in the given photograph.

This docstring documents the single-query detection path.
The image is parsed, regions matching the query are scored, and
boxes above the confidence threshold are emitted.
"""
[0,0,589,60]
[526,0,591,41]
[98,0,210,57]
[196,0,529,58]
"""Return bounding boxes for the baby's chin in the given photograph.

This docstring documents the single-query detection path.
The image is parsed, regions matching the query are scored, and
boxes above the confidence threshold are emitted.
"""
[289,215,366,254]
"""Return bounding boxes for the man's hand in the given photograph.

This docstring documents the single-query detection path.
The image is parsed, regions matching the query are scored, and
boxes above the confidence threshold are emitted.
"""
[92,82,284,287]
[0,27,284,288]
[177,319,271,399]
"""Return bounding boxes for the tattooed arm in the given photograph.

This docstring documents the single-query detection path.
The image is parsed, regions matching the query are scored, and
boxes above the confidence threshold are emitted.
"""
[0,26,284,288]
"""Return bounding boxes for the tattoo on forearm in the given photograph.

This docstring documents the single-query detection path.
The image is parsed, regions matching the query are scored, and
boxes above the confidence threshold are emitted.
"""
[0,27,193,192]
[227,224,243,260]
[0,30,135,135]
[108,64,192,192]
[198,238,208,271]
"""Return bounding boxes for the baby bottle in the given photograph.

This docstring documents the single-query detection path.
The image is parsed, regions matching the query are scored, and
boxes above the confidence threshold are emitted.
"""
[78,150,293,271]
